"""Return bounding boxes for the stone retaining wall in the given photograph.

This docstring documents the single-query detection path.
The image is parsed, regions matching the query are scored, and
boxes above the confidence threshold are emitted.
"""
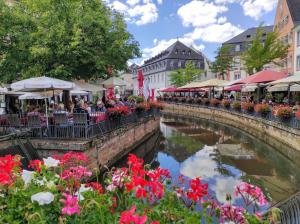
[164,103,300,162]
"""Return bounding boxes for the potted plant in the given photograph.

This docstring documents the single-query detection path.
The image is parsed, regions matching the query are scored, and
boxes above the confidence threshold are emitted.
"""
[202,98,210,106]
[295,109,300,120]
[195,98,202,104]
[222,99,231,109]
[107,106,130,124]
[272,105,293,121]
[254,104,271,117]
[241,102,255,113]
[210,98,220,107]
[232,101,241,111]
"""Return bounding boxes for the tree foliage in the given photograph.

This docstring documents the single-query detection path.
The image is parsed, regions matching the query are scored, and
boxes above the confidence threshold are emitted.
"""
[170,61,204,87]
[0,0,140,82]
[210,45,233,80]
[242,27,289,74]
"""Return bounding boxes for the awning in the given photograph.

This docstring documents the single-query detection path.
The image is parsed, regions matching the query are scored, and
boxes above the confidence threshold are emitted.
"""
[233,70,288,85]
[225,85,241,92]
[267,84,300,92]
[269,75,300,85]
[159,87,178,92]
[242,84,258,92]
[179,79,228,89]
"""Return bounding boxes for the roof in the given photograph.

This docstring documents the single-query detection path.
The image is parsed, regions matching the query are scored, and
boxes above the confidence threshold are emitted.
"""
[223,26,274,44]
[143,41,204,66]
[233,70,288,85]
[286,0,300,23]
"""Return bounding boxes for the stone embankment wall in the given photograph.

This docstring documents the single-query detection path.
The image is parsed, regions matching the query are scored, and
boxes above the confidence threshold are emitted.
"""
[31,117,160,170]
[164,103,300,162]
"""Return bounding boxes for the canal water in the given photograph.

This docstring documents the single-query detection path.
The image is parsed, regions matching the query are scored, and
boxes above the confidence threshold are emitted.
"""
[119,114,300,208]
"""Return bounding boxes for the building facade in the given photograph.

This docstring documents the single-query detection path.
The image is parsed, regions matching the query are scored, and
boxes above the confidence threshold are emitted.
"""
[274,0,300,74]
[222,26,274,81]
[132,41,208,97]
[294,24,300,75]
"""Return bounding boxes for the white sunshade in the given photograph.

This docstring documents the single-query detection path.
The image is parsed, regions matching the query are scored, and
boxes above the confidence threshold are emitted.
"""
[269,75,300,85]
[0,87,8,94]
[101,77,128,87]
[19,90,62,100]
[241,84,258,92]
[267,83,300,92]
[70,90,89,95]
[11,76,75,91]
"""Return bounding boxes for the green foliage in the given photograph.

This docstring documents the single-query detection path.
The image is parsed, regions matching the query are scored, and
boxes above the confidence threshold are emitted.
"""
[128,95,144,103]
[242,26,289,74]
[0,0,140,82]
[170,61,204,87]
[210,45,233,80]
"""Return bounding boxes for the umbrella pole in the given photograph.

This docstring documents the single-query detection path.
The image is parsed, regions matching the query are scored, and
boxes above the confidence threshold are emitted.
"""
[44,89,49,128]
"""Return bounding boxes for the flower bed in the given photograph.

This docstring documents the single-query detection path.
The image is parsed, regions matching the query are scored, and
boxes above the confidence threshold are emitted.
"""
[241,102,255,112]
[149,101,165,110]
[232,101,241,111]
[272,106,293,120]
[0,153,276,223]
[254,104,271,117]
[107,106,130,119]
[135,102,150,112]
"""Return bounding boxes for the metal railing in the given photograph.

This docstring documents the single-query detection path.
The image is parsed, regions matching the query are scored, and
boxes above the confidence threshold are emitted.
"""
[162,100,300,130]
[0,109,160,140]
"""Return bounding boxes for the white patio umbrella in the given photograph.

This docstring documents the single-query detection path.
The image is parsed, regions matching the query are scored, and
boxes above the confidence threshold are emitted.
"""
[11,76,75,126]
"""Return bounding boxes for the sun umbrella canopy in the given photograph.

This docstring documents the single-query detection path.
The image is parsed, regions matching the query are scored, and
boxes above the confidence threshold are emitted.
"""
[159,87,178,92]
[269,75,300,85]
[233,70,288,85]
[267,83,300,92]
[242,84,258,92]
[73,81,106,93]
[225,85,241,92]
[0,86,8,94]
[11,76,75,91]
[101,77,128,87]
[179,79,228,89]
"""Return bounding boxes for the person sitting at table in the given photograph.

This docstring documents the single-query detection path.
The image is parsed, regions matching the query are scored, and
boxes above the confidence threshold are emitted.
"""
[55,103,68,114]
[115,98,124,107]
[95,101,107,112]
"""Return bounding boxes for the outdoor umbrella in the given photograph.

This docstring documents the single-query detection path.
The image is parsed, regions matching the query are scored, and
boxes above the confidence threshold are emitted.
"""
[11,76,75,126]
[233,70,288,85]
[159,87,178,92]
[269,75,300,85]
[101,77,128,87]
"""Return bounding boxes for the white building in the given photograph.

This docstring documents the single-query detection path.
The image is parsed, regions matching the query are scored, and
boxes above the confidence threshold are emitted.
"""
[132,41,210,97]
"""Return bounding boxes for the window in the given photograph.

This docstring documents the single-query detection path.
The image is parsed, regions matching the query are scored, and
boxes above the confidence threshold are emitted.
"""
[235,44,240,52]
[234,71,241,80]
[175,49,178,54]
[297,31,300,46]
[178,61,182,67]
[188,50,191,55]
[182,50,186,55]
[297,55,300,71]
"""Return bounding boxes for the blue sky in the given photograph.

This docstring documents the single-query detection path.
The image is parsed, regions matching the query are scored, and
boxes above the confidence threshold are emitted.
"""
[106,0,278,64]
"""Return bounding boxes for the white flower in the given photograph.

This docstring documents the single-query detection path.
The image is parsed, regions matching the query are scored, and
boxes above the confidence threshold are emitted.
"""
[31,192,54,205]
[21,170,35,185]
[43,157,60,168]
[75,184,92,201]
[106,184,116,192]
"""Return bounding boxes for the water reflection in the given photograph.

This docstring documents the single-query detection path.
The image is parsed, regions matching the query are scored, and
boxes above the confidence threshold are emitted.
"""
[158,115,300,204]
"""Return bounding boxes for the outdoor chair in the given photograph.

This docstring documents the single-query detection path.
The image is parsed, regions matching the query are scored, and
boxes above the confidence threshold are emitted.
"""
[73,113,91,138]
[27,114,46,137]
[54,113,72,138]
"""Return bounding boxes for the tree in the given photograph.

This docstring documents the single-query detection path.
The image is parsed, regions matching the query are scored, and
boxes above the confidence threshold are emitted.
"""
[170,61,204,87]
[0,0,140,82]
[242,27,289,75]
[210,45,233,80]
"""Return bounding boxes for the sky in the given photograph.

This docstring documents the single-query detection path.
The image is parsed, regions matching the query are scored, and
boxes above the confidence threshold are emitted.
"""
[105,0,278,64]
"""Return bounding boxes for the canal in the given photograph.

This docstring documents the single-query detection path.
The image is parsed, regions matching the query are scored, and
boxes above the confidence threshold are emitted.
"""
[118,114,300,208]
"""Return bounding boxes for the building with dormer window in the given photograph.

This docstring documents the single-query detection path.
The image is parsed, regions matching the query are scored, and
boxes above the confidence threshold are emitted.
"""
[132,41,211,97]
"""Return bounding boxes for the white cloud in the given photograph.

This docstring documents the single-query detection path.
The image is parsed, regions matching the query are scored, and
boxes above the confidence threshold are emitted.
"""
[185,22,243,43]
[217,16,227,24]
[211,177,240,203]
[241,0,277,20]
[110,1,158,26]
[157,0,163,4]
[215,0,239,4]
[177,1,228,27]
[143,37,205,59]
[128,3,158,25]
[110,1,128,12]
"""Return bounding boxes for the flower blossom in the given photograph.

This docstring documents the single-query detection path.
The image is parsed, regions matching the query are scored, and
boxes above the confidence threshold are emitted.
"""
[28,160,44,173]
[0,155,21,186]
[43,157,60,168]
[60,193,80,216]
[31,192,55,205]
[119,205,147,224]
[59,152,88,167]
[234,182,268,206]
[85,182,103,194]
[186,177,208,203]
[21,170,35,185]
[220,204,245,224]
[75,184,92,201]
[61,166,92,180]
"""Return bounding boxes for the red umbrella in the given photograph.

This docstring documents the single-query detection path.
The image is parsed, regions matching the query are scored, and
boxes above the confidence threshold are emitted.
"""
[225,85,241,91]
[159,87,178,92]
[176,88,206,92]
[233,70,288,85]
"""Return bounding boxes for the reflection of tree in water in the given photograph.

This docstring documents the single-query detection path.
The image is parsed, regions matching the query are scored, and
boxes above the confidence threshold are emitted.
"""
[164,133,204,163]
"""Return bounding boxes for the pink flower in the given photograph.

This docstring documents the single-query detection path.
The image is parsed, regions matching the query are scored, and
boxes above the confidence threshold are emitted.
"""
[61,166,92,180]
[60,193,80,216]
[119,205,147,224]
[220,204,245,223]
[234,182,268,206]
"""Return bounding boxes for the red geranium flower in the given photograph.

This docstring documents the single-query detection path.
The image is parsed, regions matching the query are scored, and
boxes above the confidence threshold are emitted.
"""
[28,160,44,172]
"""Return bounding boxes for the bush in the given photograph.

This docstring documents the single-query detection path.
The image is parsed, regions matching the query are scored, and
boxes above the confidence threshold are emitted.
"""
[0,153,271,224]
[232,101,241,110]
[241,102,255,112]
[128,95,144,103]
[222,99,231,108]
[272,105,293,119]
[210,98,220,107]
[254,104,271,116]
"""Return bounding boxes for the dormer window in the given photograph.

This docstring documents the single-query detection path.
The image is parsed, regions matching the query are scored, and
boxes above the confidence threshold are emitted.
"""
[246,34,251,38]
[175,49,178,54]
[188,50,191,55]
[182,50,186,55]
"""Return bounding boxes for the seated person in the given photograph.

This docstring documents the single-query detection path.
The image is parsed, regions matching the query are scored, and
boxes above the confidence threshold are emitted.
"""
[95,101,107,112]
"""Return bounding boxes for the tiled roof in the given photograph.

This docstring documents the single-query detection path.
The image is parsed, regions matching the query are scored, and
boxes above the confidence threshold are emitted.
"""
[287,0,300,23]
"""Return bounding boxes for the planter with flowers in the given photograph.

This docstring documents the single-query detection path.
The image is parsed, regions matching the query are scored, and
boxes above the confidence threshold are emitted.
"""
[195,98,202,105]
[222,99,231,109]
[210,98,220,107]
[0,153,275,224]
[241,102,255,114]
[232,101,241,111]
[135,103,150,118]
[295,109,300,120]
[254,104,271,117]
[202,98,210,106]
[107,106,130,123]
[272,105,293,122]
